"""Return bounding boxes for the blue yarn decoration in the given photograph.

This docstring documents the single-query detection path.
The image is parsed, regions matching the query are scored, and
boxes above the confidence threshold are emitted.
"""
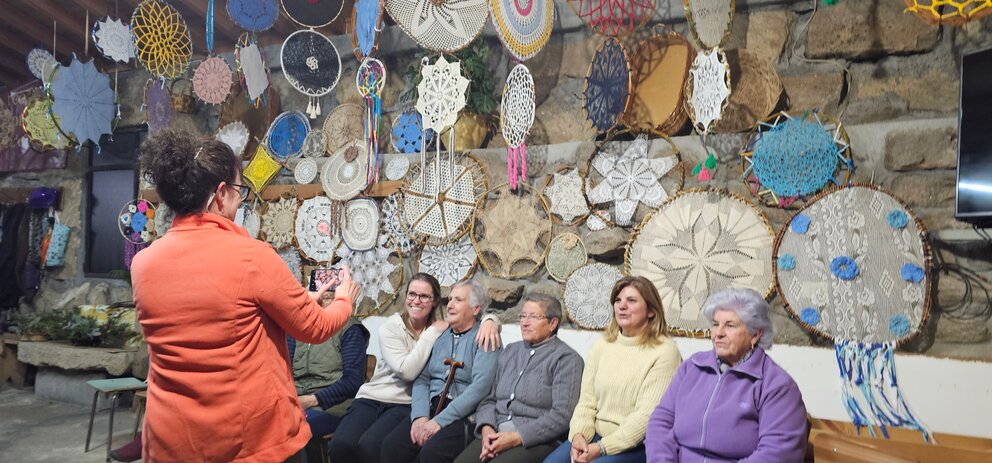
[355,0,379,58]
[752,118,838,197]
[900,263,925,284]
[790,213,811,234]
[889,315,910,338]
[778,254,796,271]
[886,210,908,229]
[830,256,860,281]
[391,111,434,154]
[131,212,147,233]
[800,307,820,326]
[266,112,310,159]
[227,0,279,32]
[584,38,630,133]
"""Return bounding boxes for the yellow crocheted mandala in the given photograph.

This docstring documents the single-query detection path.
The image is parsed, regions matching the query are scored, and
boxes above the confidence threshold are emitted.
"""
[244,145,283,193]
[904,0,992,25]
[131,0,193,79]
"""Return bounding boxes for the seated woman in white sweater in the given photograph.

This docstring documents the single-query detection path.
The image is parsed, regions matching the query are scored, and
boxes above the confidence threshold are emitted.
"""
[328,273,501,463]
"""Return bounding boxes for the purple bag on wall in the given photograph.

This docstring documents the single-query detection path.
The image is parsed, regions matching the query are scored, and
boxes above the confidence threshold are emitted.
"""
[28,188,58,209]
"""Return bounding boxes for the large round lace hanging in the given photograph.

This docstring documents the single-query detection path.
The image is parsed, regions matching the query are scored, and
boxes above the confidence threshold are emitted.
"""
[262,196,298,250]
[192,55,233,105]
[341,198,380,251]
[131,0,192,79]
[50,57,115,147]
[545,232,587,282]
[385,0,489,52]
[420,236,477,287]
[400,153,489,246]
[625,189,775,337]
[584,38,632,133]
[334,235,403,316]
[471,183,551,279]
[280,29,341,118]
[295,196,341,263]
[564,263,623,330]
[265,111,311,160]
[501,64,536,190]
[490,0,555,62]
[322,140,369,201]
[323,103,365,155]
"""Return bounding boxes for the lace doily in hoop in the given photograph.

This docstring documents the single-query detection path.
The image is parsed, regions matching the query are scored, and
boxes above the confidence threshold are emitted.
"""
[131,0,192,79]
[192,56,233,105]
[585,132,682,227]
[235,203,261,239]
[471,183,551,279]
[625,189,775,337]
[568,0,655,37]
[390,108,434,154]
[774,184,933,344]
[685,48,732,135]
[564,263,623,330]
[380,193,419,255]
[740,111,853,209]
[541,169,590,226]
[266,111,310,160]
[385,0,489,52]
[92,17,136,63]
[280,29,341,118]
[50,57,114,147]
[295,158,319,184]
[301,130,327,158]
[501,64,536,190]
[584,38,632,133]
[323,103,366,155]
[118,199,157,244]
[491,0,555,61]
[22,95,75,150]
[400,153,489,246]
[227,0,279,31]
[546,232,587,282]
[420,236,477,287]
[341,198,380,251]
[216,121,250,158]
[26,48,55,81]
[385,157,410,181]
[295,196,341,264]
[334,234,403,316]
[322,140,369,201]
[417,56,470,132]
[685,0,735,49]
[278,248,304,283]
[261,196,298,250]
[244,145,283,194]
[281,0,344,28]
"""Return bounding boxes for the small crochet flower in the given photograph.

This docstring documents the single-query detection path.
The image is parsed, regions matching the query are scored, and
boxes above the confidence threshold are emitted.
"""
[778,254,796,271]
[900,263,924,284]
[800,307,820,326]
[790,214,811,234]
[886,210,908,229]
[830,256,860,281]
[889,315,910,338]
[131,212,148,233]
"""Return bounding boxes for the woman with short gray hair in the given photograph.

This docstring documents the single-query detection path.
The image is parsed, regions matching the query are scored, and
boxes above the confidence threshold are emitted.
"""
[646,288,808,462]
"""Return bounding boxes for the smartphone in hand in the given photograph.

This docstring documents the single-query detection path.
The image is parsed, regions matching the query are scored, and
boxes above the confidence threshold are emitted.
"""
[308,268,342,292]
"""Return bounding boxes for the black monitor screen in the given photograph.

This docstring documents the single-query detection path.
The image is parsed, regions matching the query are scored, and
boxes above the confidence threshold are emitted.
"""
[956,47,992,223]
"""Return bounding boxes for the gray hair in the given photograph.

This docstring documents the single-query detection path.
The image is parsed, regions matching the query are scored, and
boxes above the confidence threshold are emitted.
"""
[702,287,774,350]
[452,279,490,317]
[521,293,563,334]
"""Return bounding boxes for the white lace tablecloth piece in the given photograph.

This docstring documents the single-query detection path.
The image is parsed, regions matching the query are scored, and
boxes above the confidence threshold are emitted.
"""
[587,134,679,226]
[564,263,623,330]
[420,236,476,287]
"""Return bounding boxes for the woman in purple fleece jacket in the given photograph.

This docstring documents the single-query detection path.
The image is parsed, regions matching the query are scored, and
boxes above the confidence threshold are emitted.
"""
[645,288,808,463]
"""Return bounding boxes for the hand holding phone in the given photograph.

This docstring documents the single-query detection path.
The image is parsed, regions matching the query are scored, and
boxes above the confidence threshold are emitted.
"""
[309,268,342,292]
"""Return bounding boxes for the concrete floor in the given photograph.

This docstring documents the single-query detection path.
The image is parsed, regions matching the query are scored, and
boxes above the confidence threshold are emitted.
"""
[0,386,139,463]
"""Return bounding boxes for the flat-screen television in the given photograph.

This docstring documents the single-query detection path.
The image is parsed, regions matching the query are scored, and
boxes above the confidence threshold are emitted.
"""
[956,47,992,225]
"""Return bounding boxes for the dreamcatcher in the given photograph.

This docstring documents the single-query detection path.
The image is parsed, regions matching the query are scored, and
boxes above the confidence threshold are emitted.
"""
[144,80,173,135]
[261,196,298,249]
[235,33,270,106]
[501,64,536,191]
[625,189,775,337]
[357,59,386,185]
[228,0,280,31]
[740,111,853,208]
[131,0,192,80]
[564,263,623,329]
[352,0,385,60]
[420,236,477,287]
[584,38,632,133]
[118,199,157,244]
[471,183,551,279]
[235,202,262,238]
[281,0,345,28]
[568,0,655,37]
[280,29,342,118]
[295,195,341,263]
[390,108,434,154]
[192,1,233,105]
[685,0,735,50]
[26,48,56,81]
[546,232,587,282]
[341,198,380,251]
[380,193,419,255]
[490,0,555,61]
[774,184,933,441]
[622,27,694,135]
[540,169,589,226]
[400,153,489,246]
[585,131,683,227]
[22,95,76,150]
[216,121,250,158]
[904,0,992,25]
[685,49,731,181]
[50,57,115,147]
[385,0,489,52]
[265,111,310,160]
[243,144,283,193]
[333,234,403,316]
[323,103,365,155]
[92,17,136,63]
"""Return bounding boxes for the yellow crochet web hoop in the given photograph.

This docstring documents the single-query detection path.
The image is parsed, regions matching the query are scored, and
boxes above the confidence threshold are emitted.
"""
[903,0,992,25]
[131,0,193,80]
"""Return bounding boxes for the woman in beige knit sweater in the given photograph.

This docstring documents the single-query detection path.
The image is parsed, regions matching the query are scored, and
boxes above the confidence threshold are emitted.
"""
[544,276,682,463]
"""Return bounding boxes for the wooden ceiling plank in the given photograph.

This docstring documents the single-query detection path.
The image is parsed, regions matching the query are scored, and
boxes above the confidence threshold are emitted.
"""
[73,0,114,16]
[172,0,242,47]
[17,0,92,43]
[0,13,75,63]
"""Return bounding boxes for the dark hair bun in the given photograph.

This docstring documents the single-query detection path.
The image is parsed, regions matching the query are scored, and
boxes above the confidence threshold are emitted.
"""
[140,130,238,215]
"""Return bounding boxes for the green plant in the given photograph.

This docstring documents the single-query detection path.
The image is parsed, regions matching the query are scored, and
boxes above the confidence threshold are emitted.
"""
[13,309,66,338]
[402,39,498,115]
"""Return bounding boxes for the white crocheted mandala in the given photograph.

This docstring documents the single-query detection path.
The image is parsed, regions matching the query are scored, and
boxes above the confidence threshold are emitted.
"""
[500,64,535,149]
[295,196,341,263]
[564,263,623,330]
[687,49,731,134]
[380,193,419,255]
[420,236,476,287]
[93,17,136,63]
[334,234,399,312]
[543,169,590,224]
[341,198,380,251]
[416,56,469,132]
[262,197,298,249]
[587,135,679,226]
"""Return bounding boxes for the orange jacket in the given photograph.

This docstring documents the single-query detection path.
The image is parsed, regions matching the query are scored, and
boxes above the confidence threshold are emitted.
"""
[131,213,351,462]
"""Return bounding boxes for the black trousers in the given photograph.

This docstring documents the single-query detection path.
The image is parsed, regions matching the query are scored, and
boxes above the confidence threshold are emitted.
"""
[327,398,410,463]
[380,416,474,463]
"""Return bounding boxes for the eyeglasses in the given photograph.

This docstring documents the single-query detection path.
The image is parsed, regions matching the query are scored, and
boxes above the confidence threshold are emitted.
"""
[518,313,549,322]
[230,183,251,201]
[406,291,433,303]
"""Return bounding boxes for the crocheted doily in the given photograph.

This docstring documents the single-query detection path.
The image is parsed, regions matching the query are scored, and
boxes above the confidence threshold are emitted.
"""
[546,232,587,282]
[774,184,933,344]
[261,197,298,250]
[685,0,735,49]
[334,234,403,316]
[294,157,319,184]
[23,95,75,150]
[266,111,310,160]
[341,198,380,251]
[419,236,477,287]
[323,103,365,155]
[400,153,489,246]
[390,108,434,154]
[295,196,341,264]
[564,263,623,330]
[685,48,732,134]
[541,168,590,225]
[26,48,54,81]
[625,189,775,337]
[622,29,694,135]
[416,56,470,132]
[216,121,250,158]
[740,111,853,208]
[244,145,283,194]
[385,156,410,181]
[322,140,369,201]
[278,248,304,283]
[227,0,279,31]
[118,199,157,244]
[586,133,681,227]
[568,0,655,37]
[131,0,192,79]
[380,193,419,255]
[491,0,555,61]
[501,64,535,150]
[235,203,261,239]
[192,55,233,105]
[471,183,551,279]
[92,17,136,63]
[583,38,632,133]
[301,129,327,158]
[385,0,488,52]
[50,57,114,147]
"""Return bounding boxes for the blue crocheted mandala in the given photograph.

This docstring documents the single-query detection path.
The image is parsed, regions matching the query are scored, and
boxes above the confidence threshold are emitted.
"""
[227,0,279,32]
[583,38,630,133]
[266,111,310,159]
[751,117,839,197]
[391,110,434,154]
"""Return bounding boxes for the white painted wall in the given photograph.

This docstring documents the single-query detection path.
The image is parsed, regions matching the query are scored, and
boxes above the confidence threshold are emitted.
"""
[359,316,992,439]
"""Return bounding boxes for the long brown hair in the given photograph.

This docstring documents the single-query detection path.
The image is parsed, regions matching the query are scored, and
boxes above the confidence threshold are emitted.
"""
[401,273,442,336]
[604,276,669,346]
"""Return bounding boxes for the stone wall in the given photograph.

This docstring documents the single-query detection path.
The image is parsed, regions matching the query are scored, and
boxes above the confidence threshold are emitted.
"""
[3,0,991,361]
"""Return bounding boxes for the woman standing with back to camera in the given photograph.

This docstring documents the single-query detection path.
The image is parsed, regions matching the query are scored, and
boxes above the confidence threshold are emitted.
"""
[131,130,361,462]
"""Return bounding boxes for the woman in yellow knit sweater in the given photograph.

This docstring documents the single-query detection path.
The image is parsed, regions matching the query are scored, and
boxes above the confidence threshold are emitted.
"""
[544,276,682,463]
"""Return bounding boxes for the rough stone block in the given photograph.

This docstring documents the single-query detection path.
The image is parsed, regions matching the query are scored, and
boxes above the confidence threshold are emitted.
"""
[885,126,957,171]
[534,79,598,145]
[560,36,601,79]
[853,68,959,114]
[18,341,135,376]
[34,368,113,408]
[478,276,525,307]
[935,317,991,344]
[584,227,630,259]
[746,10,795,64]
[887,171,956,208]
[806,1,940,60]
[780,71,844,114]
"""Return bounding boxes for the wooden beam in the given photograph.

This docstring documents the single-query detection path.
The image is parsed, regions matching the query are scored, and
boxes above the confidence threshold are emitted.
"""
[73,0,114,16]
[0,66,31,89]
[17,0,92,44]
[0,13,75,63]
